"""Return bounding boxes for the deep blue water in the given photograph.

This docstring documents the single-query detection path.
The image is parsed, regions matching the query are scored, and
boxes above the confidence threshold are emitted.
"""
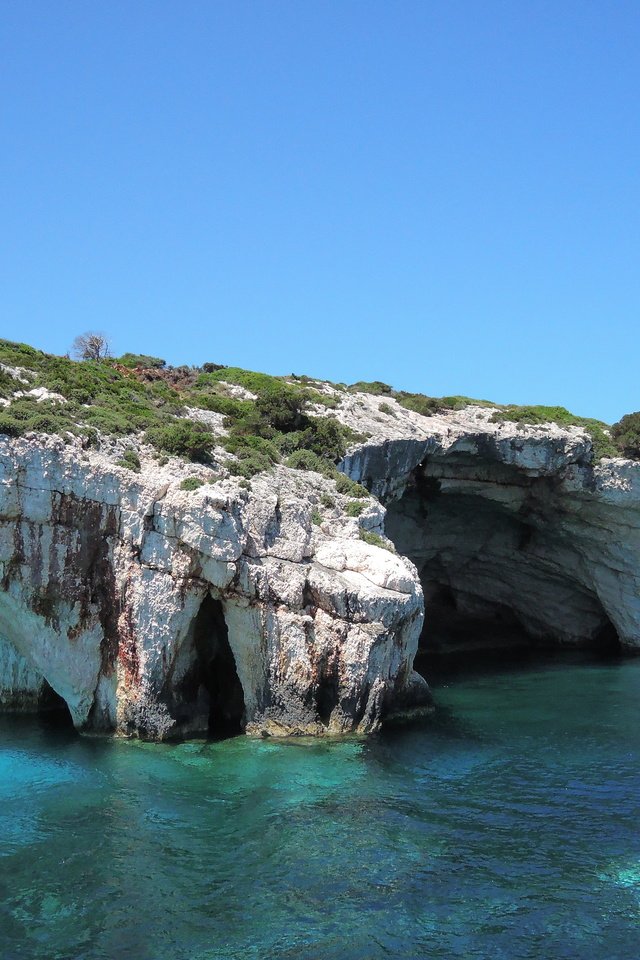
[2,653,640,960]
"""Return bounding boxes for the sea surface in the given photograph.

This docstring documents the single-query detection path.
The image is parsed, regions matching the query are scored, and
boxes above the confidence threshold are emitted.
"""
[1,652,640,960]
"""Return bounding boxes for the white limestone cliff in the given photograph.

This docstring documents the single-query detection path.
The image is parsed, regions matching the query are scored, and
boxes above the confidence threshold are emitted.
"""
[1,388,639,739]
[0,431,426,738]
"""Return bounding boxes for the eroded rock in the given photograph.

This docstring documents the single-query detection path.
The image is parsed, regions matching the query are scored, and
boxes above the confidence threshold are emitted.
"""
[1,394,638,740]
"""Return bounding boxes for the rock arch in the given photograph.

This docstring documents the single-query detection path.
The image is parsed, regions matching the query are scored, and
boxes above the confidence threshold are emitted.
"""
[384,451,622,660]
[0,635,74,725]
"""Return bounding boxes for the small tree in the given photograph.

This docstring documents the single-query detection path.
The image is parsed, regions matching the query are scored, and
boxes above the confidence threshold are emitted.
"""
[72,331,111,361]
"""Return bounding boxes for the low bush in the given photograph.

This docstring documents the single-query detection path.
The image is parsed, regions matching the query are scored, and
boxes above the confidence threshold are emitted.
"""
[255,384,306,432]
[222,434,280,463]
[359,529,394,551]
[0,367,19,398]
[145,421,213,462]
[611,412,640,460]
[0,398,77,437]
[335,474,369,498]
[345,501,365,517]
[118,353,166,369]
[397,392,496,417]
[227,448,273,478]
[286,449,328,473]
[396,393,441,417]
[191,393,252,418]
[117,449,141,472]
[349,381,394,396]
[180,476,205,491]
[0,412,23,436]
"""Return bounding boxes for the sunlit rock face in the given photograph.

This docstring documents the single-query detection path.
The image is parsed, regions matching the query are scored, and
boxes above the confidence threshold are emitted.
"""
[0,434,427,739]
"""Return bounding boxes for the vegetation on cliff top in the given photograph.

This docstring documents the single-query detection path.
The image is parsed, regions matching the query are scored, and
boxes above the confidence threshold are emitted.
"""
[0,338,637,467]
[0,338,364,479]
[344,379,627,461]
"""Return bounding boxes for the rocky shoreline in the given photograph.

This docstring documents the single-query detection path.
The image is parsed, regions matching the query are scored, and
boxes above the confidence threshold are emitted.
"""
[1,383,638,740]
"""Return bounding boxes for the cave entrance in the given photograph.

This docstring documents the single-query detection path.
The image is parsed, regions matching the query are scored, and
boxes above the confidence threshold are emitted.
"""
[38,680,75,730]
[385,464,621,674]
[194,595,245,738]
[171,595,245,740]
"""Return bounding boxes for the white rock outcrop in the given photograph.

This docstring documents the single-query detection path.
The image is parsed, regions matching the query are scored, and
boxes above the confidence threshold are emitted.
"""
[0,432,426,738]
[338,398,640,652]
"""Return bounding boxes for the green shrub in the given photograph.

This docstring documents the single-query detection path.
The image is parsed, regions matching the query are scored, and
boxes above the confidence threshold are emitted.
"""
[307,390,340,409]
[439,395,496,410]
[83,407,136,435]
[397,392,496,417]
[180,476,205,491]
[117,449,141,472]
[345,501,365,517]
[588,425,619,460]
[0,398,77,437]
[335,474,369,498]
[303,417,349,459]
[197,366,285,394]
[0,412,23,437]
[254,384,306,433]
[349,381,394,396]
[145,421,213,462]
[397,393,441,417]
[227,448,273,478]
[275,418,354,462]
[378,402,394,416]
[118,353,166,369]
[0,368,19,398]
[190,392,252,418]
[222,434,280,463]
[490,405,575,427]
[359,529,394,551]
[320,493,335,508]
[311,509,322,525]
[286,449,334,476]
[611,412,640,460]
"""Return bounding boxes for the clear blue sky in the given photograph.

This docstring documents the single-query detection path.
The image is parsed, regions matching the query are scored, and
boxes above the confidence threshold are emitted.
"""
[2,1,638,423]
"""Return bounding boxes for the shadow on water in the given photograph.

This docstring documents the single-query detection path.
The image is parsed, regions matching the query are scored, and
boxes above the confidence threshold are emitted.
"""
[415,640,627,686]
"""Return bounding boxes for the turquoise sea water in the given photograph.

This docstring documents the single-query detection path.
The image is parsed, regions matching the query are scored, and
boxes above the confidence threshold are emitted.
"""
[1,653,640,960]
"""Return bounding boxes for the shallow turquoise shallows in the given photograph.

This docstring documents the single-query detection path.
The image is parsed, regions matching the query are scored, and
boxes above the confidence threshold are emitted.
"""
[2,653,640,960]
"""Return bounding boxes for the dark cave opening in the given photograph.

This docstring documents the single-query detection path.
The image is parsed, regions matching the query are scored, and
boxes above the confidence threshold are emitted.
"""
[384,462,622,676]
[170,594,245,740]
[38,680,75,729]
[194,595,245,738]
[316,673,340,726]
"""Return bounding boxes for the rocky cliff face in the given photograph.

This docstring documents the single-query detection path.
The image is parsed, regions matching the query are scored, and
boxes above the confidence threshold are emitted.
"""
[1,388,639,739]
[0,432,426,738]
[337,395,640,654]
